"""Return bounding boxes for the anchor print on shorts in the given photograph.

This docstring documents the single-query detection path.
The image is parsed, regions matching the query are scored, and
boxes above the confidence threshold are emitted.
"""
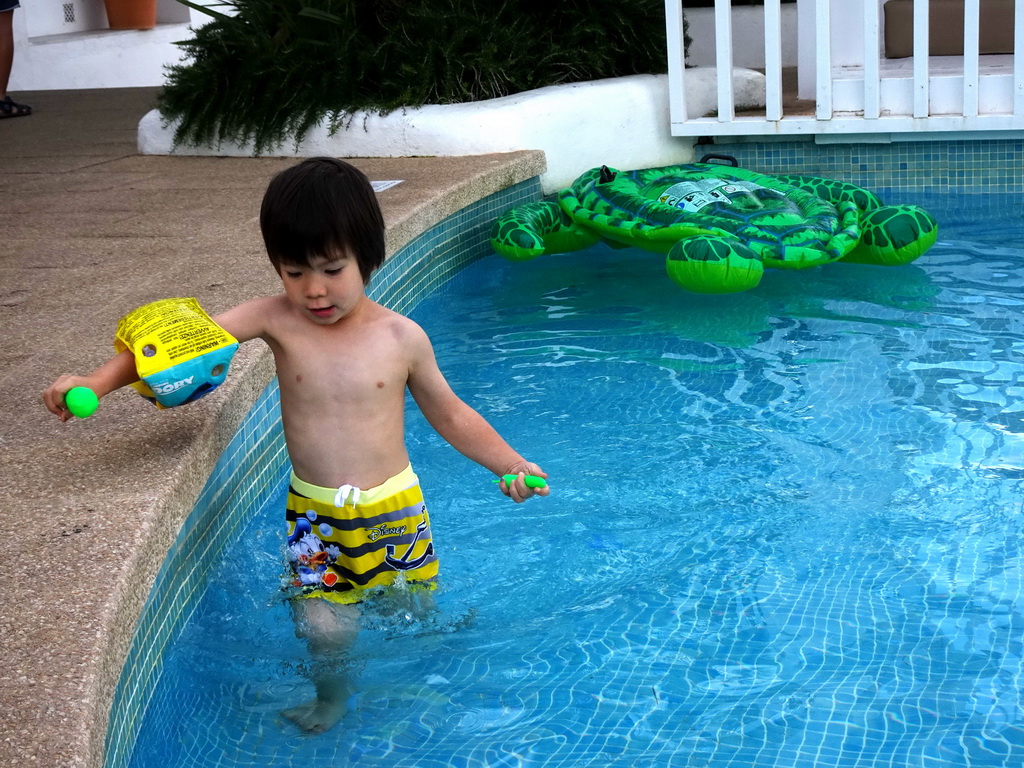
[384,517,435,571]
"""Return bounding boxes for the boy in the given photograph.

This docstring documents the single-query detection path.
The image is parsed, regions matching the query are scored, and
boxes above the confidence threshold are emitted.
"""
[43,157,548,733]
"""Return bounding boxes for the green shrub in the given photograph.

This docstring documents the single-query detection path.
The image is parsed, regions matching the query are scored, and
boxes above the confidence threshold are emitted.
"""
[162,0,672,154]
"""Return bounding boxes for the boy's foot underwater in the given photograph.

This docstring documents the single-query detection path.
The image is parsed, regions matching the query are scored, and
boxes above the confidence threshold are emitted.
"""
[282,693,350,733]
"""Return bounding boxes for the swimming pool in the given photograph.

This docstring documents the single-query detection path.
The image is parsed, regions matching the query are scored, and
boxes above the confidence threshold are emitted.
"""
[118,193,1024,767]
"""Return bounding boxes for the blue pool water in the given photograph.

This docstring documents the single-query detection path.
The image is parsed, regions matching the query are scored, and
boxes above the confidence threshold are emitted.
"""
[128,195,1024,767]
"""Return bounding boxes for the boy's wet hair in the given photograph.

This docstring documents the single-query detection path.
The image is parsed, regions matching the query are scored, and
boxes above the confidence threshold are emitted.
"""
[260,157,386,284]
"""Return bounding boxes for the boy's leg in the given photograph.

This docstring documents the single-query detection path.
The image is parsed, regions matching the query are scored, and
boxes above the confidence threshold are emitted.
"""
[285,597,360,733]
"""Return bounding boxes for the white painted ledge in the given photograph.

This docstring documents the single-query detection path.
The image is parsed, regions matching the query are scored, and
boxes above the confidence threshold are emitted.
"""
[139,70,766,193]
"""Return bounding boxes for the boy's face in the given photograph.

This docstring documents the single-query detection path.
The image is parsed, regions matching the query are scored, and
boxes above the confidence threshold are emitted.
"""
[277,249,366,325]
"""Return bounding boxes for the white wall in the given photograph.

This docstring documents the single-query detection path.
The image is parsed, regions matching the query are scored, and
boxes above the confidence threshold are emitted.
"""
[684,5,799,69]
[795,0,891,100]
[8,0,213,91]
[829,0,882,66]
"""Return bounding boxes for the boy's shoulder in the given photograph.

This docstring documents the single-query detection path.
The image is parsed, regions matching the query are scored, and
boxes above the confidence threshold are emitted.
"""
[359,301,432,350]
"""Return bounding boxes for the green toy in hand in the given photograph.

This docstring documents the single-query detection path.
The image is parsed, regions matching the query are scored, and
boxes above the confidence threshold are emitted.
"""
[65,387,99,419]
[492,474,548,489]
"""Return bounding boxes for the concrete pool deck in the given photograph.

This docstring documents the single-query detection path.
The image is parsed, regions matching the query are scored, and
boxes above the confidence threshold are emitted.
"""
[0,87,545,768]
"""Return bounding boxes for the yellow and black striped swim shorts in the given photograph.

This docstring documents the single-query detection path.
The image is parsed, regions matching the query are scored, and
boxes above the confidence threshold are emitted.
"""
[285,464,438,604]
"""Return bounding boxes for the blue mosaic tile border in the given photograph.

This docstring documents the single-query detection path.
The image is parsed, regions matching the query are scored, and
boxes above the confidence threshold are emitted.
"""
[696,137,1024,206]
[101,176,542,768]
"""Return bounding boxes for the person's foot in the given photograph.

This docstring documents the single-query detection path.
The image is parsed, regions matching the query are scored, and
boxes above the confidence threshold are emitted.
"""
[282,696,348,733]
[0,95,31,118]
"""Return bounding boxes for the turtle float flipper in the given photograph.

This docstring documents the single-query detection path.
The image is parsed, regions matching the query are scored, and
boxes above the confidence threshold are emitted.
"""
[842,204,938,266]
[775,175,937,266]
[490,200,599,261]
[666,235,765,294]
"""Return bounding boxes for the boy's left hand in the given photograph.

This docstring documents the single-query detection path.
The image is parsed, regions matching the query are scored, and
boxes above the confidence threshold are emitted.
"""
[498,462,549,503]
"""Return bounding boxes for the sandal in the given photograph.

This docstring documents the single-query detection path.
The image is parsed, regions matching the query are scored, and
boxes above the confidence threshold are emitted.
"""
[0,95,32,119]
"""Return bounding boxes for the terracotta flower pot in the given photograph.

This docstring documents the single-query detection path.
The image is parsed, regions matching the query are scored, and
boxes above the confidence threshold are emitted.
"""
[104,0,157,30]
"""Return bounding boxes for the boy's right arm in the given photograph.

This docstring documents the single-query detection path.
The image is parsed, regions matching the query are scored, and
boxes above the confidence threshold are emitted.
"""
[43,349,140,421]
[42,298,272,422]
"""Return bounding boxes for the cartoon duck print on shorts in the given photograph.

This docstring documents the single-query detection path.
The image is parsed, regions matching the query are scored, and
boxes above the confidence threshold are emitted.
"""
[287,516,342,589]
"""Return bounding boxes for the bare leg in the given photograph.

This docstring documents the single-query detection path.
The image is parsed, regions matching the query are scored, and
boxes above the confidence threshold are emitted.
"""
[284,598,359,733]
[0,10,14,99]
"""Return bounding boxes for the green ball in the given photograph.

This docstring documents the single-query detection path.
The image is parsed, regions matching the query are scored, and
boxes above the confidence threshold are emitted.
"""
[65,387,99,419]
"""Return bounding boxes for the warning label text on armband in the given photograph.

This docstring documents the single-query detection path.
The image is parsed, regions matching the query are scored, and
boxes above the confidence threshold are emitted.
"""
[115,297,237,379]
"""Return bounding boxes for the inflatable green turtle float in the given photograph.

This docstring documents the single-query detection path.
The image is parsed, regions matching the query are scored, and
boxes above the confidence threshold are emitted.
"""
[490,158,938,294]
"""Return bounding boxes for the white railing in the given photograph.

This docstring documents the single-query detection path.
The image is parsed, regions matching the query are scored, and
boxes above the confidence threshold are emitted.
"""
[666,0,1024,136]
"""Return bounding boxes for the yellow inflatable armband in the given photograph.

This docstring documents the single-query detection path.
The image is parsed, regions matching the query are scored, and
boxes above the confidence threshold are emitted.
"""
[115,298,239,409]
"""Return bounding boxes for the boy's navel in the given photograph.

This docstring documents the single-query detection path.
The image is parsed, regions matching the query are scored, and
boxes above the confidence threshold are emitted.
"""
[376,381,384,389]
[296,375,303,383]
